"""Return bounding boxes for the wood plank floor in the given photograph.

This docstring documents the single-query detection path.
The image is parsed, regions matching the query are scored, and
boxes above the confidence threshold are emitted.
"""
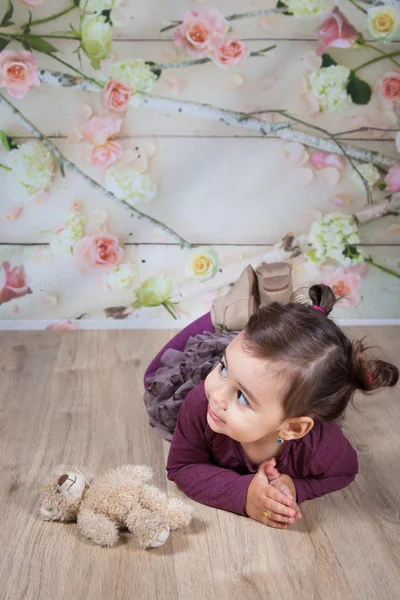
[0,327,399,600]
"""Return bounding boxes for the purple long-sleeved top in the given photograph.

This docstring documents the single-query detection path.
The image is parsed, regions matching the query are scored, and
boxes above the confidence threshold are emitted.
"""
[145,313,358,514]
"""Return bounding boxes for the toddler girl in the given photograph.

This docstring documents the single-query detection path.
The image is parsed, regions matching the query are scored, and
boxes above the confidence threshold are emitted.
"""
[143,283,398,529]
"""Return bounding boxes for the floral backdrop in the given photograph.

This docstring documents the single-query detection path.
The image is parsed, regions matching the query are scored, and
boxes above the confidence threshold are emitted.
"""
[0,0,399,329]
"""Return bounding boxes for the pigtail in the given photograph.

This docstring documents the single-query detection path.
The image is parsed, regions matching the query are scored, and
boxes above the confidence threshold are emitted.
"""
[308,284,337,316]
[351,339,399,393]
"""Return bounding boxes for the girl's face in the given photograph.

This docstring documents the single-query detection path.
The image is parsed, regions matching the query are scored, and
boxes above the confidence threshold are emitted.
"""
[204,332,286,444]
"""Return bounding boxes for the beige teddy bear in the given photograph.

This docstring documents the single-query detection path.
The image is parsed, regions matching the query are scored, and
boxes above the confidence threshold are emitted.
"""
[40,464,193,549]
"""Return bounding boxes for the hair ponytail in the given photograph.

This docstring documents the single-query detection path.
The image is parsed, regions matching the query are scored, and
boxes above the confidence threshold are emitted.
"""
[308,284,337,316]
[352,339,399,393]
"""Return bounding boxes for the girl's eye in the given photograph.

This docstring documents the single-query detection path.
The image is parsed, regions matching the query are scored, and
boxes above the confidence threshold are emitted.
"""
[219,360,227,377]
[237,391,250,408]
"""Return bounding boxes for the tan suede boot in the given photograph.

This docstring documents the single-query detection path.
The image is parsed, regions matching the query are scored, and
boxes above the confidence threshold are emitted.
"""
[255,262,293,306]
[211,265,260,332]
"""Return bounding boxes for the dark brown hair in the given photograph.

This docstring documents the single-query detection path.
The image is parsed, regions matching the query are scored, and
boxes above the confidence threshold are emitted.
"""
[243,284,399,421]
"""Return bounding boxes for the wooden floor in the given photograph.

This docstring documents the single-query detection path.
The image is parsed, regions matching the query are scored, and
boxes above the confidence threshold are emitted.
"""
[0,327,399,600]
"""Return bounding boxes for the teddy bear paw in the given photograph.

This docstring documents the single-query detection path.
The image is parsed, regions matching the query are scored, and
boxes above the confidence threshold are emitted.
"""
[148,526,170,548]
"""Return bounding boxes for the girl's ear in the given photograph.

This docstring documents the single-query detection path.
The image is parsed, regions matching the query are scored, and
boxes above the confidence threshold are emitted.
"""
[283,417,314,441]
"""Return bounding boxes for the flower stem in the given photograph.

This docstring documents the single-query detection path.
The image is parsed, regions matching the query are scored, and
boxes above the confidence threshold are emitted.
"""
[162,301,179,319]
[353,49,400,73]
[21,5,77,29]
[160,8,284,33]
[362,42,400,69]
[49,54,102,88]
[364,257,400,279]
[0,91,191,248]
[346,0,368,14]
[0,162,11,171]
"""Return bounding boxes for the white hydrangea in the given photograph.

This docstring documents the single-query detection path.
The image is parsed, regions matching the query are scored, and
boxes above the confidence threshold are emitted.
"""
[108,263,137,290]
[50,212,85,256]
[286,0,329,19]
[105,167,157,205]
[109,59,157,94]
[307,213,362,267]
[351,163,381,189]
[6,141,56,202]
[308,65,352,112]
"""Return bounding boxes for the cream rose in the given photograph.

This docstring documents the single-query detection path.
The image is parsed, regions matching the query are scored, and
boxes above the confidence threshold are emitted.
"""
[133,275,175,308]
[185,247,219,282]
[81,15,113,68]
[367,6,400,42]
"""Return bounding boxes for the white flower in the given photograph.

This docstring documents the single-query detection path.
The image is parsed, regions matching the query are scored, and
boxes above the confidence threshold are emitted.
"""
[109,59,157,94]
[308,65,351,112]
[81,14,113,68]
[367,6,400,42]
[307,213,362,266]
[185,247,219,282]
[108,263,137,290]
[286,0,329,19]
[6,141,56,201]
[351,163,381,189]
[105,167,157,205]
[50,211,85,256]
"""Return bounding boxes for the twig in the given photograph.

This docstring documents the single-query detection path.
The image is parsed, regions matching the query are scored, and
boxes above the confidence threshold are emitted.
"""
[155,45,276,70]
[362,42,400,69]
[364,256,400,279]
[21,4,77,28]
[361,0,400,7]
[0,91,191,248]
[160,8,285,33]
[38,69,399,170]
[353,49,400,73]
[347,0,368,14]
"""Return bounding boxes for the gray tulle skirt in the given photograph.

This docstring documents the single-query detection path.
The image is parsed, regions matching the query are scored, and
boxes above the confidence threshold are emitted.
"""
[143,330,237,441]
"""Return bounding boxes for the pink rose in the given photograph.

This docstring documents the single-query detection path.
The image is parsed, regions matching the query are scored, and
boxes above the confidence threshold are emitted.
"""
[19,0,43,6]
[0,261,32,305]
[322,268,361,307]
[102,79,132,113]
[174,9,228,58]
[0,50,40,99]
[385,164,400,192]
[74,230,124,273]
[210,40,248,68]
[378,71,400,105]
[316,8,359,56]
[309,152,345,171]
[80,116,122,146]
[47,320,83,331]
[90,141,123,169]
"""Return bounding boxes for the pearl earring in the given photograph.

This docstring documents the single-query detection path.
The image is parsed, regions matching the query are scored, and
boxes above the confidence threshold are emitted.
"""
[276,435,284,445]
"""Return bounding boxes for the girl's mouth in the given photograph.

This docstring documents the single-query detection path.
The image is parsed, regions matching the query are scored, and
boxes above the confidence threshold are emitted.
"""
[208,405,226,424]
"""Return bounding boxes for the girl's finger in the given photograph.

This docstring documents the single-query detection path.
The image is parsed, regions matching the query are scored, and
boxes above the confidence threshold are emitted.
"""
[264,498,296,519]
[263,508,295,524]
[261,515,288,530]
[264,463,280,481]
[266,486,293,507]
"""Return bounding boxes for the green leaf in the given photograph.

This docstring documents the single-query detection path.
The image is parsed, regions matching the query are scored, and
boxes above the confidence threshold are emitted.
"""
[343,245,361,261]
[17,35,59,54]
[276,0,293,16]
[321,54,338,68]
[347,71,372,105]
[1,0,14,27]
[378,183,387,191]
[146,61,162,79]
[23,10,32,34]
[0,130,11,152]
[0,38,11,52]
[73,0,80,6]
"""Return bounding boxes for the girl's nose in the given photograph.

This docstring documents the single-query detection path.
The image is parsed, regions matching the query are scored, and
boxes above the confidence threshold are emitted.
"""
[212,387,228,410]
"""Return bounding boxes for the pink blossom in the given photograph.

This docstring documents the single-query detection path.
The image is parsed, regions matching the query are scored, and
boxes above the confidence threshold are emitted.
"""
[79,116,123,169]
[174,9,228,58]
[316,8,359,56]
[74,230,124,273]
[322,268,362,307]
[377,71,400,105]
[210,40,248,68]
[47,320,83,331]
[102,79,132,113]
[0,261,32,305]
[385,164,400,192]
[0,50,40,99]
[309,152,345,171]
[90,141,123,169]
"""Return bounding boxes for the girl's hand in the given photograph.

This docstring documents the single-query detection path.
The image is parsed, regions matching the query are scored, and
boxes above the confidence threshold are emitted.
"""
[245,462,298,529]
[263,460,302,521]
